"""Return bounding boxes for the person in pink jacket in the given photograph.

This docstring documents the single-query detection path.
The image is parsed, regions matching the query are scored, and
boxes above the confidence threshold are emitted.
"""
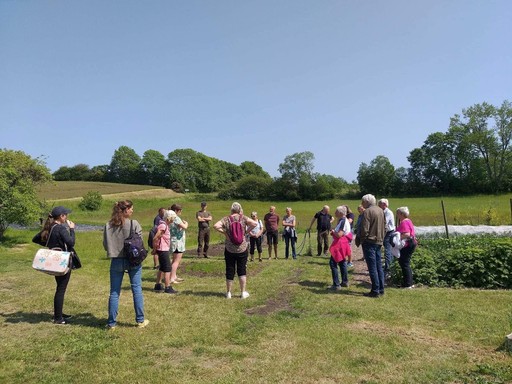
[328,206,352,290]
[396,206,416,289]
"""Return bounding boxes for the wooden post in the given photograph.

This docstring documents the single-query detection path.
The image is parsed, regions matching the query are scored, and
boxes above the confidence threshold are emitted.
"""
[441,200,449,239]
[510,198,512,224]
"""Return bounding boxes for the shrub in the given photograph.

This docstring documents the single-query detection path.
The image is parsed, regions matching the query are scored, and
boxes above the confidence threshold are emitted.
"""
[78,191,103,211]
[393,236,512,289]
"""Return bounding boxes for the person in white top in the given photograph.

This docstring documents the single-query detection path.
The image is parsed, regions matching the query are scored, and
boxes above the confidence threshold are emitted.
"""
[247,212,264,262]
[378,198,395,277]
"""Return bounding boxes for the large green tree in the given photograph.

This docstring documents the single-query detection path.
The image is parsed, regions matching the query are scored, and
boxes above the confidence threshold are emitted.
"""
[357,155,395,196]
[452,101,512,192]
[278,151,315,185]
[140,149,168,186]
[108,146,142,184]
[240,161,271,179]
[0,149,52,239]
[408,100,512,194]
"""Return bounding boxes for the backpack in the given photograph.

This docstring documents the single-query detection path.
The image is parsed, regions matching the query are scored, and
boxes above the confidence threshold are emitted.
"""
[124,220,148,266]
[228,214,245,245]
[148,221,167,249]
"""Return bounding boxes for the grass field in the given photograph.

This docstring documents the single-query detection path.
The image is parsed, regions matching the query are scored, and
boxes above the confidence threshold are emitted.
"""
[0,228,511,384]
[37,181,179,201]
[1,182,510,383]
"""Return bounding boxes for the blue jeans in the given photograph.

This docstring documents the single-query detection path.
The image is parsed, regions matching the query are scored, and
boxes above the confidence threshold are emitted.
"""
[383,232,393,273]
[362,243,385,295]
[329,257,348,286]
[108,258,145,326]
[284,234,296,259]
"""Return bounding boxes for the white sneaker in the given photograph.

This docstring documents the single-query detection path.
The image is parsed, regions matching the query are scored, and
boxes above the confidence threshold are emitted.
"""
[241,291,250,299]
[226,292,232,299]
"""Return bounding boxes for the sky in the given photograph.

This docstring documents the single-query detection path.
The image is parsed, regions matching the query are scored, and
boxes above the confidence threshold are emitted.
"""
[1,0,511,182]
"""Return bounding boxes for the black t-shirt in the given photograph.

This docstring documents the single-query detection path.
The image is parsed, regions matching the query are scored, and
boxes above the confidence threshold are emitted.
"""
[314,211,332,231]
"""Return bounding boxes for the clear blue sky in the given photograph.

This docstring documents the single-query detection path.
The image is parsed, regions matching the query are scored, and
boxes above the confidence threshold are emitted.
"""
[1,0,511,182]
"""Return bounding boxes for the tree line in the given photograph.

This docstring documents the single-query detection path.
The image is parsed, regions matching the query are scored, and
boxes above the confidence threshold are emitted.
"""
[53,100,512,198]
[53,148,350,201]
[357,100,512,196]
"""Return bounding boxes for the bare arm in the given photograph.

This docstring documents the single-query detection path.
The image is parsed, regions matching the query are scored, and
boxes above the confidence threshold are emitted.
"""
[213,218,228,239]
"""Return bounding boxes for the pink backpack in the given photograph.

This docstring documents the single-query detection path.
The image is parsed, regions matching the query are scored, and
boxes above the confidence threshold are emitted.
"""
[228,215,245,245]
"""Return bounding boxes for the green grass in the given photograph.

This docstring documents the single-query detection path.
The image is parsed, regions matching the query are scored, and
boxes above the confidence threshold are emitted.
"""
[36,181,168,200]
[0,228,511,384]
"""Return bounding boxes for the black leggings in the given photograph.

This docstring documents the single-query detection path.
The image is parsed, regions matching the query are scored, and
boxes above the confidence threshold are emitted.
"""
[224,249,248,280]
[398,244,414,287]
[54,271,71,320]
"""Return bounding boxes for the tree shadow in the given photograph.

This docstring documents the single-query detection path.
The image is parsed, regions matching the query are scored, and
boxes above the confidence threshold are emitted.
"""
[0,311,106,328]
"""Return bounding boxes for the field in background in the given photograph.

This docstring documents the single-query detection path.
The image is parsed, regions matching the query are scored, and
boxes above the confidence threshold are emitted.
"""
[33,182,512,235]
[37,181,176,201]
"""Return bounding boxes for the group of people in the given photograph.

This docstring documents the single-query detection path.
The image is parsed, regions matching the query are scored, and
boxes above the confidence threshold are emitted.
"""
[32,195,416,328]
[354,194,416,297]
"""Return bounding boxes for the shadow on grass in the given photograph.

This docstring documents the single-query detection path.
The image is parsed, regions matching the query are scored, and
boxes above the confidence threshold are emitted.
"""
[298,279,325,288]
[0,234,27,248]
[298,279,369,296]
[180,290,226,298]
[1,311,107,328]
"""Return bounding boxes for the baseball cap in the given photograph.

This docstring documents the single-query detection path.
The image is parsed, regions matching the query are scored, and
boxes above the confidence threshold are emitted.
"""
[51,206,72,218]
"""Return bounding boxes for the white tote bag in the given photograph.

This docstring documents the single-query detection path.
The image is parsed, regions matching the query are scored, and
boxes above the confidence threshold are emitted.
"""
[32,248,71,276]
[32,225,71,276]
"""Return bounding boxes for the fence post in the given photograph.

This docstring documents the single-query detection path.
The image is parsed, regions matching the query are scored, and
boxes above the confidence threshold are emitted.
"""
[510,198,512,224]
[441,200,449,239]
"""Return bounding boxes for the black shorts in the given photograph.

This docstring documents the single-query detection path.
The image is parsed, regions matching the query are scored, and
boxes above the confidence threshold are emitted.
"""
[158,251,171,272]
[266,230,279,245]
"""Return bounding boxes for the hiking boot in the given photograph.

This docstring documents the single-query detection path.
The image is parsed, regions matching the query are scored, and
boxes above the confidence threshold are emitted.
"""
[164,286,178,294]
[154,283,164,292]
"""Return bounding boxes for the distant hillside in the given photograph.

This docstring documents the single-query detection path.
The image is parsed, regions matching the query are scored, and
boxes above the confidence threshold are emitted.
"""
[37,181,181,200]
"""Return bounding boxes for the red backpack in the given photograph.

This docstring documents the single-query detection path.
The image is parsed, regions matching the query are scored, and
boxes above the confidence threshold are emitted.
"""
[228,214,245,245]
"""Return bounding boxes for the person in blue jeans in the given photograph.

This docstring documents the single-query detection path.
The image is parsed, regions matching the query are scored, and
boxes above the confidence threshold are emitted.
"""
[355,194,386,298]
[328,206,352,290]
[103,200,148,329]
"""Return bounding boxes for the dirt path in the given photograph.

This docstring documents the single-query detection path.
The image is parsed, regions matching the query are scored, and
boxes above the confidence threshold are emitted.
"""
[192,241,371,286]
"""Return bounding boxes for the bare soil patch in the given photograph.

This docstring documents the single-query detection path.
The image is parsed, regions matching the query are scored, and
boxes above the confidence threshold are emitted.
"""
[245,291,294,316]
[245,268,303,316]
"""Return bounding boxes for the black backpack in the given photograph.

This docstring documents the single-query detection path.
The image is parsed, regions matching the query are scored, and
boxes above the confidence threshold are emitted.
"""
[124,220,148,266]
[148,221,167,249]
